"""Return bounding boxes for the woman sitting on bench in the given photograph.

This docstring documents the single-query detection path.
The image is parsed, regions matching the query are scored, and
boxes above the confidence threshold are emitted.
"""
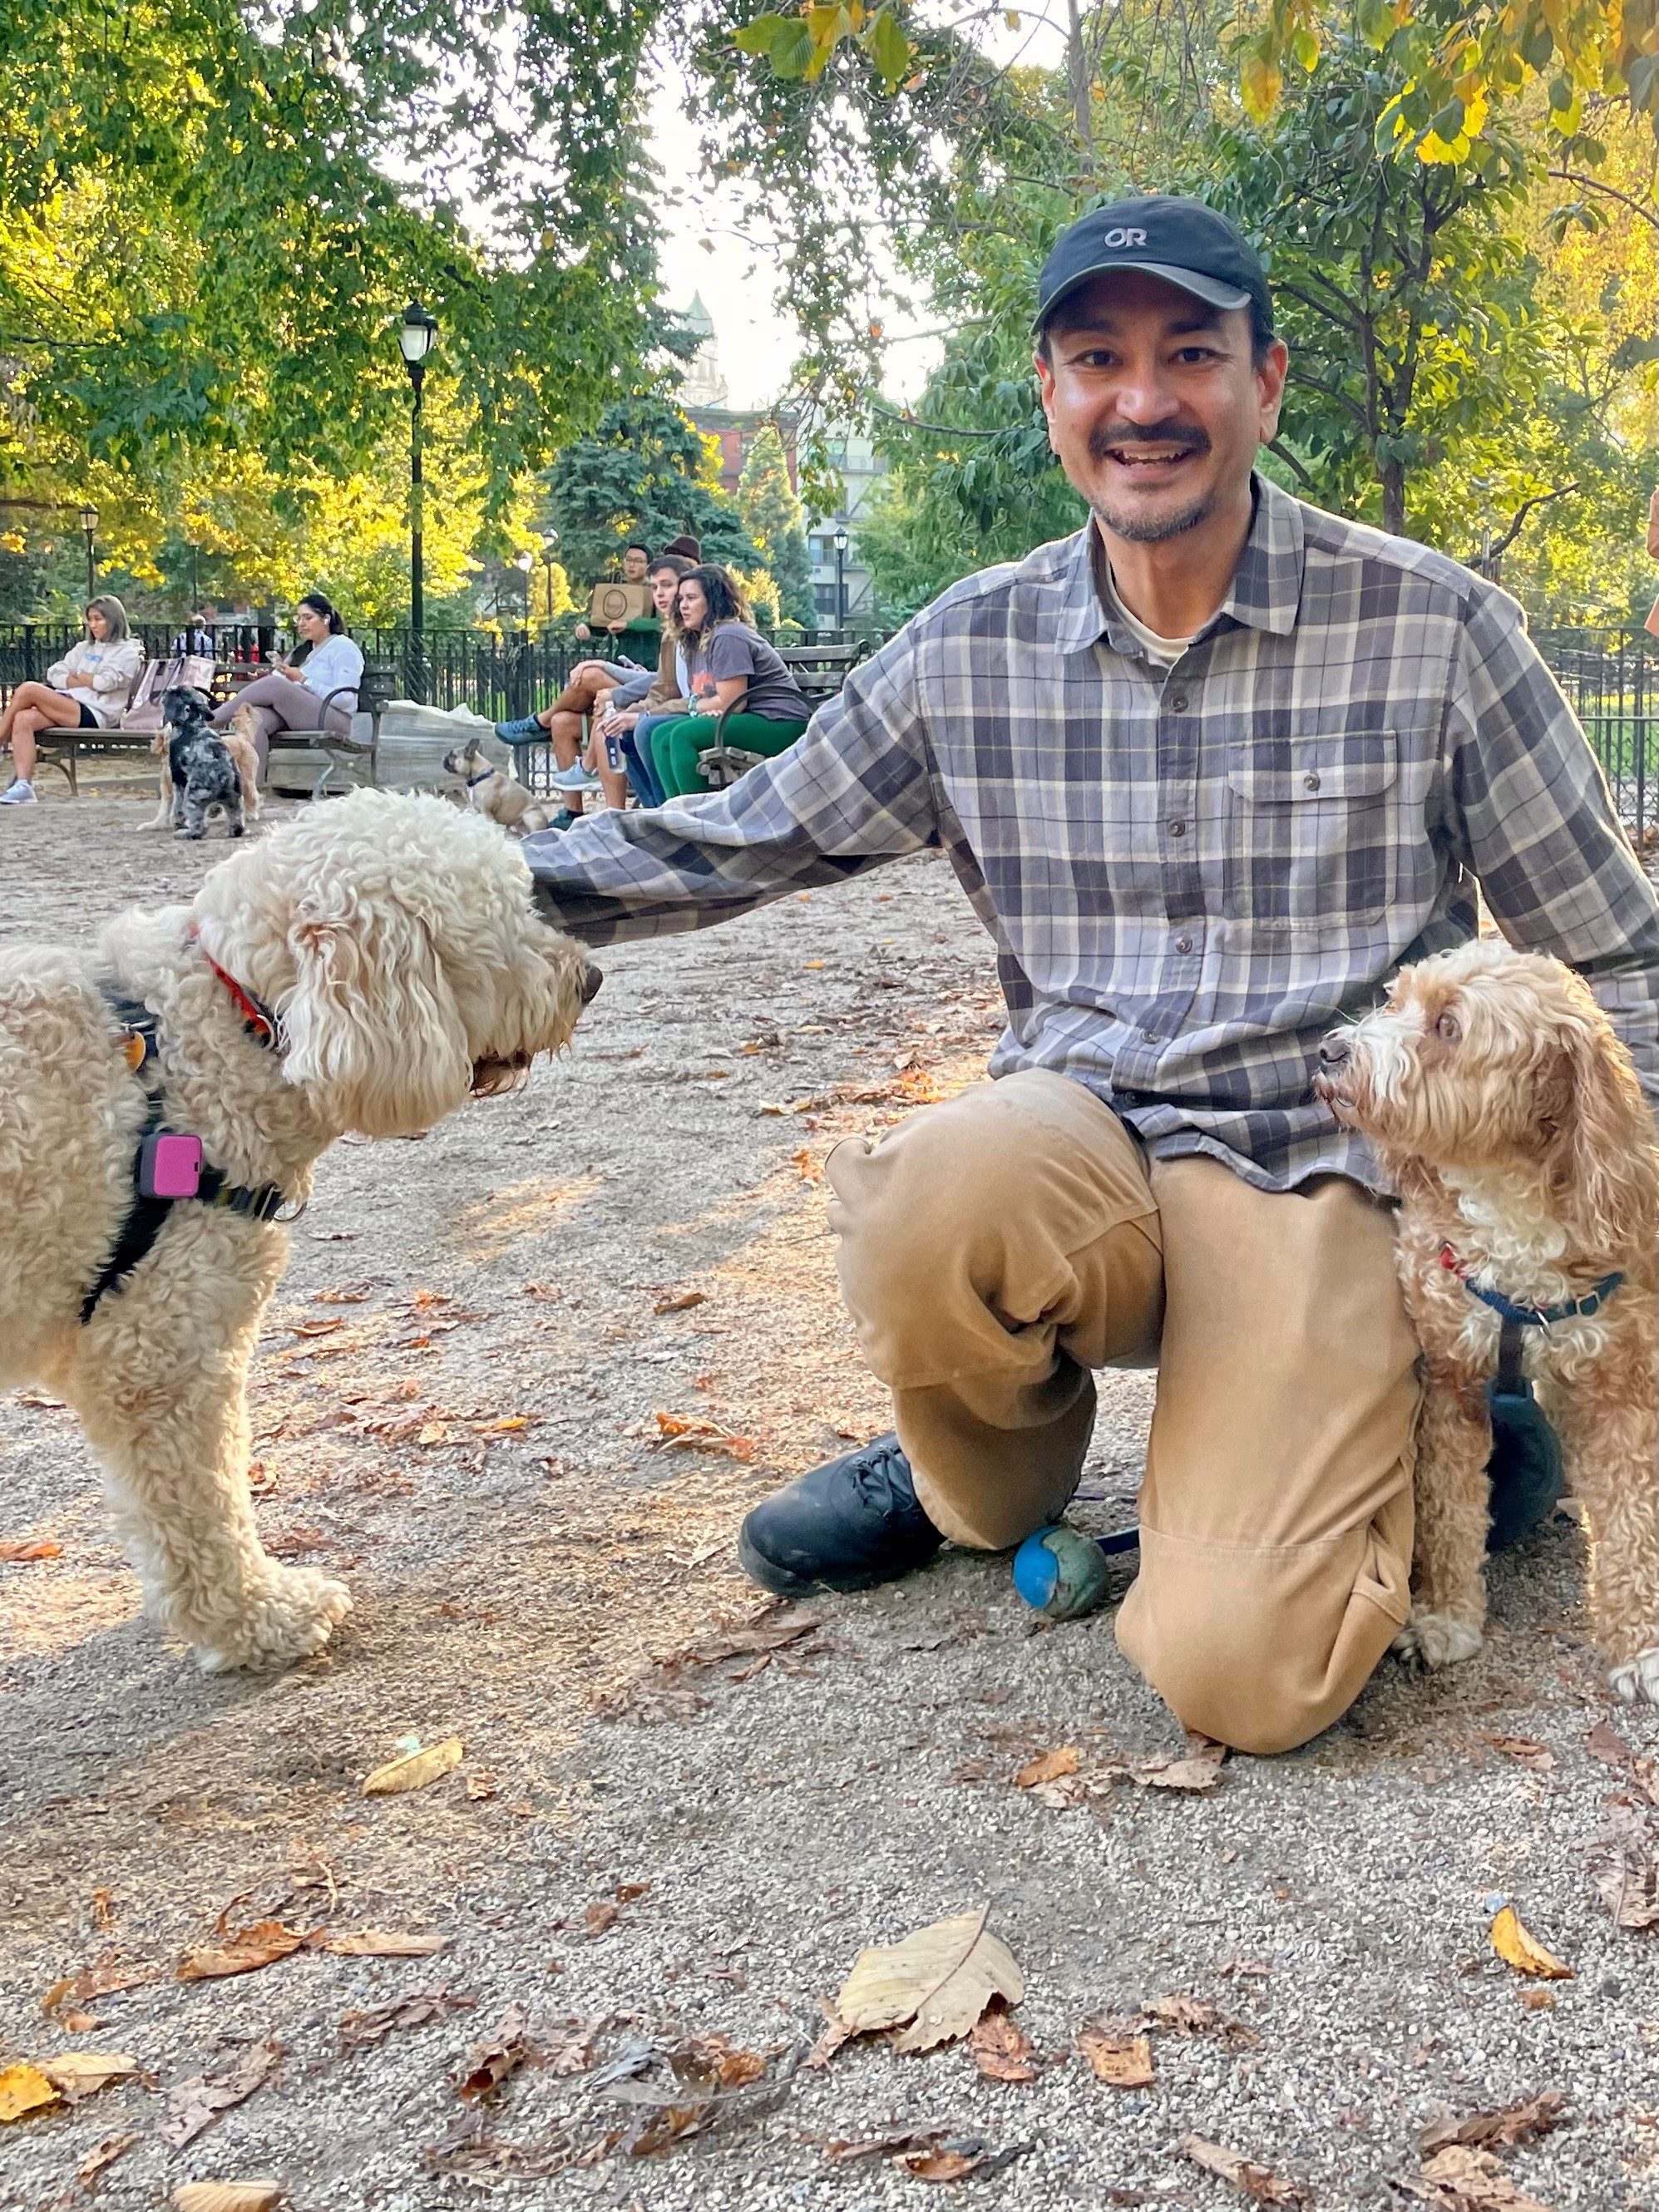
[0,596,144,807]
[646,566,811,801]
[210,591,363,775]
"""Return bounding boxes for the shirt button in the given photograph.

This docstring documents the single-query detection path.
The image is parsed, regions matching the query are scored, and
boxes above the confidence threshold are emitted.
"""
[1174,935,1193,955]
[1169,693,1188,713]
[1169,819,1186,837]
[1303,770,1321,792]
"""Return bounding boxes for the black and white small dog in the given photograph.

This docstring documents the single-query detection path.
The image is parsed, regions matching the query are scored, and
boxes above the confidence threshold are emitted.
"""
[160,688,245,840]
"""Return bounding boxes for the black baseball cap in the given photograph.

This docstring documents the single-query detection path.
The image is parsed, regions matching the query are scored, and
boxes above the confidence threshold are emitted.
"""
[1034,195,1271,335]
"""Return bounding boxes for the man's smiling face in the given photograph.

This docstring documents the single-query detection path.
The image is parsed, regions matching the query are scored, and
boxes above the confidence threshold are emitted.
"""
[1034,269,1287,546]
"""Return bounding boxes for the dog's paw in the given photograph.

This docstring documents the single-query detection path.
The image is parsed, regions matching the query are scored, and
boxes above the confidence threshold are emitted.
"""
[1394,1607,1484,1670]
[193,1567,352,1672]
[1607,1647,1659,1706]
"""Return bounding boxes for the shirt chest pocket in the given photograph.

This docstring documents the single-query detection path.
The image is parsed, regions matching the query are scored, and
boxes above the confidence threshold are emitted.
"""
[1223,729,1400,933]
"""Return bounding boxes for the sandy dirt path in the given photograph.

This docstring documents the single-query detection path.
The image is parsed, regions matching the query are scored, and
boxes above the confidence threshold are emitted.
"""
[1,781,1654,2211]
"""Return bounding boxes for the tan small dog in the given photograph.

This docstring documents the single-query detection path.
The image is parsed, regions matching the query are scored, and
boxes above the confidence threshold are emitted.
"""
[148,705,260,831]
[1316,940,1657,1703]
[445,738,551,835]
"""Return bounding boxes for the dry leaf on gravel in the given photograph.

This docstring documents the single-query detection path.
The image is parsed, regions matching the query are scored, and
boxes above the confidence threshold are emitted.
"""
[362,1737,463,1795]
[1129,1732,1229,1792]
[39,2051,138,2102]
[177,1920,308,1982]
[823,2123,958,2162]
[835,1908,1025,2054]
[0,2062,61,2121]
[313,1282,374,1302]
[172,2186,284,2212]
[289,1318,345,1337]
[970,2004,1039,2083]
[684,2032,768,2088]
[1595,1854,1659,1929]
[160,2039,280,2148]
[1473,1732,1556,1774]
[653,1291,707,1313]
[456,2005,531,2101]
[1078,2025,1154,2087]
[1399,2144,1553,2210]
[1420,2092,1568,2154]
[1489,1907,1573,1979]
[0,1538,62,1562]
[1015,1746,1080,1788]
[338,1991,473,2051]
[541,2022,598,2076]
[1586,1720,1634,1765]
[1179,2133,1306,2205]
[1139,1994,1262,2048]
[77,2132,140,2184]
[318,1929,448,1957]
[652,1411,757,1463]
[901,2140,1033,2182]
[42,1957,158,2017]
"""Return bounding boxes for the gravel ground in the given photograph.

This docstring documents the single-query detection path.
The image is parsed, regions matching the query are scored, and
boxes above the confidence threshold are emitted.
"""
[2,773,1657,2212]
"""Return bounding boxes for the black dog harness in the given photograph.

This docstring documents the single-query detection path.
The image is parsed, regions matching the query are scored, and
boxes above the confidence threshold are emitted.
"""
[1439,1242,1624,1395]
[79,980,298,1326]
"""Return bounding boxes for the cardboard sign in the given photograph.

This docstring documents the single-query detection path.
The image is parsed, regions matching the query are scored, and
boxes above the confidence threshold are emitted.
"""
[586,581,650,628]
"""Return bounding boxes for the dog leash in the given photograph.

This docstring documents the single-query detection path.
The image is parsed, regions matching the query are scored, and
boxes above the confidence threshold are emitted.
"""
[1439,1242,1623,1396]
[79,983,298,1326]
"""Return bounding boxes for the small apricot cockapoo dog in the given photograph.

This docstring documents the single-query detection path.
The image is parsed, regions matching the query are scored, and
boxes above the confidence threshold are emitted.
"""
[0,790,600,1671]
[1317,939,1657,1703]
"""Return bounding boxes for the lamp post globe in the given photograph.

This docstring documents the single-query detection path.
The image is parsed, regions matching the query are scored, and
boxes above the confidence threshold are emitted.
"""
[397,302,438,685]
[79,503,99,600]
[832,519,849,632]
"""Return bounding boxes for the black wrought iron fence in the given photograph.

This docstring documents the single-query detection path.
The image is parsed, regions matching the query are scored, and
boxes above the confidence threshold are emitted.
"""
[1531,626,1655,854]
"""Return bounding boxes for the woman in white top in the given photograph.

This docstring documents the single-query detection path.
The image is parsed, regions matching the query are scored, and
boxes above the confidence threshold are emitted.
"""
[209,591,364,773]
[0,595,145,807]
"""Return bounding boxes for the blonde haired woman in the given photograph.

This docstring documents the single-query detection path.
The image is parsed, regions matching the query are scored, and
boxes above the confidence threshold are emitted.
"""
[0,596,145,806]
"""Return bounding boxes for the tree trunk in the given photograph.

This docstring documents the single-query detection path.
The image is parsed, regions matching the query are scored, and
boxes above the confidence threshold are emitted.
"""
[1380,456,1406,538]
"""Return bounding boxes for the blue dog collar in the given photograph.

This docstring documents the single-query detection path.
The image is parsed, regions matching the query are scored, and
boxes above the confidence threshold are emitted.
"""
[1439,1243,1623,1328]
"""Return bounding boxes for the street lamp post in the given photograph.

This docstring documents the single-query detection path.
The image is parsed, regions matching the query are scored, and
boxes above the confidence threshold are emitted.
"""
[832,520,849,634]
[79,504,98,601]
[398,301,438,695]
[513,550,534,632]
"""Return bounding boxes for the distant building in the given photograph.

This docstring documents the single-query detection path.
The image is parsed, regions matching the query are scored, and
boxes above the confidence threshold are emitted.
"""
[804,427,887,627]
[681,291,797,498]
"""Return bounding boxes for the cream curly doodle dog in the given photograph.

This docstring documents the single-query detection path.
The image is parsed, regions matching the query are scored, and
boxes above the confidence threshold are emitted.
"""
[0,790,601,1671]
[1316,940,1657,1702]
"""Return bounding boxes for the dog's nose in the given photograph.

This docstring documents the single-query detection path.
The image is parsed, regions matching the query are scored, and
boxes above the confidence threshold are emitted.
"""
[580,962,604,1005]
[1319,1034,1352,1069]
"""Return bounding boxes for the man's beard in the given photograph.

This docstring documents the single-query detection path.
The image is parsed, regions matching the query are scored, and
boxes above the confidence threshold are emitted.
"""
[1089,419,1214,543]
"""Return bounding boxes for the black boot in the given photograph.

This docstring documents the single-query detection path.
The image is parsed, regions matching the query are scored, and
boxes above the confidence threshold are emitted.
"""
[738,1432,944,1597]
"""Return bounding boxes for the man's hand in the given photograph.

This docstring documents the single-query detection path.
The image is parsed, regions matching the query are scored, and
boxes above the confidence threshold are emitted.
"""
[574,622,592,641]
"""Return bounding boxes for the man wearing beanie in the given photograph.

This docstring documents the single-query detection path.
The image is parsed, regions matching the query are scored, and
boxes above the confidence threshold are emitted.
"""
[522,198,1658,1754]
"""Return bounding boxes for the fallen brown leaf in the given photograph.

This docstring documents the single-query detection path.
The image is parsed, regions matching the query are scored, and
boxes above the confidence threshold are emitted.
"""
[1473,1732,1557,1774]
[970,2004,1039,2083]
[160,2039,280,2147]
[1586,1719,1634,1766]
[1398,2143,1553,2210]
[1078,2025,1154,2088]
[1015,1746,1080,1789]
[0,1538,62,1563]
[456,2005,530,2101]
[1596,1855,1659,1930]
[1130,1734,1229,1792]
[42,1957,158,2017]
[38,2051,138,2102]
[338,1991,473,2050]
[1489,1906,1573,1979]
[1420,2091,1568,2154]
[172,2186,284,2212]
[585,1900,620,1937]
[362,1737,463,1795]
[77,2131,140,2184]
[684,2032,768,2088]
[317,1929,448,1958]
[836,1908,1025,2053]
[177,1920,308,1982]
[653,1290,707,1313]
[1179,2133,1306,2205]
[0,2062,60,2121]
[1139,1993,1261,2048]
[290,1318,345,1337]
[313,1281,374,1302]
[651,1410,757,1463]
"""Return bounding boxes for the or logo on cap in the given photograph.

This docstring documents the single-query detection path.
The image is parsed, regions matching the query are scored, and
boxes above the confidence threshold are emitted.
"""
[1101,228,1148,249]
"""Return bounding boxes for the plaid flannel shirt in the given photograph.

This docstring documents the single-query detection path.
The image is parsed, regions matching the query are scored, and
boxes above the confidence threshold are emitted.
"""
[526,476,1659,1192]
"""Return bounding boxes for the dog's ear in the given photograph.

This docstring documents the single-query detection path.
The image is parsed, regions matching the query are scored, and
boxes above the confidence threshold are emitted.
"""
[279,882,475,1138]
[1539,1002,1657,1253]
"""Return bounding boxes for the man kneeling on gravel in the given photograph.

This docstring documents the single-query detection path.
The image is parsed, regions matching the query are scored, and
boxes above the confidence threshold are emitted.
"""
[523,198,1659,1756]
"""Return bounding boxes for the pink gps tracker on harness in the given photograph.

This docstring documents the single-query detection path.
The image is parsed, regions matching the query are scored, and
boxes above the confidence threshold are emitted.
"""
[137,1133,205,1201]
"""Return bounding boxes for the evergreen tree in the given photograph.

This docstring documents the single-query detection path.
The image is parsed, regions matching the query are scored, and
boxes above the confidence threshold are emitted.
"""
[545,399,762,586]
[737,427,816,625]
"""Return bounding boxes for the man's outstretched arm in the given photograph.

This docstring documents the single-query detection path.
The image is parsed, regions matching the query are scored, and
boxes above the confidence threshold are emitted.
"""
[524,631,939,946]
[1446,585,1659,1120]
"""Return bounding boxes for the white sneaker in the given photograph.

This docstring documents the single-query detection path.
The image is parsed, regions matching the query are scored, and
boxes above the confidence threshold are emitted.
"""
[0,779,37,806]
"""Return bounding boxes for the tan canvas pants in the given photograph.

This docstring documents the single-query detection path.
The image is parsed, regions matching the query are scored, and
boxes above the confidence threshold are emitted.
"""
[826,1070,1420,1755]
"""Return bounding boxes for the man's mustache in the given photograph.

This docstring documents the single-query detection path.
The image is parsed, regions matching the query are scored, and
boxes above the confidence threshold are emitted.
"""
[1089,422,1211,461]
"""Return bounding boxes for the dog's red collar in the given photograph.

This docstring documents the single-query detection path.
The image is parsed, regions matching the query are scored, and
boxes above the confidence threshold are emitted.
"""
[185,924,283,1050]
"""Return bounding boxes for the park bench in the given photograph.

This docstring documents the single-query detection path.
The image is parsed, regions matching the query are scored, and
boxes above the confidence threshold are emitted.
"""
[33,654,216,796]
[259,662,397,797]
[695,640,868,790]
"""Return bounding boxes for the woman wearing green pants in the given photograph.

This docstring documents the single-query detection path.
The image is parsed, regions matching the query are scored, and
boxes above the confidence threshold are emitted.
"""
[649,565,811,799]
